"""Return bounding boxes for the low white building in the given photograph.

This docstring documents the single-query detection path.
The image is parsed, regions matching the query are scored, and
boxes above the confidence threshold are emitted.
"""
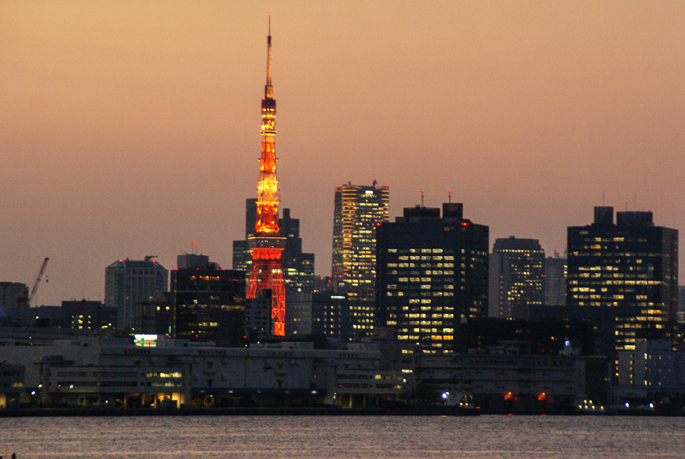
[0,336,405,408]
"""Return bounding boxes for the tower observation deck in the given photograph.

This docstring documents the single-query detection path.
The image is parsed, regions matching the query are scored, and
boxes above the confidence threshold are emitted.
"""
[246,17,286,336]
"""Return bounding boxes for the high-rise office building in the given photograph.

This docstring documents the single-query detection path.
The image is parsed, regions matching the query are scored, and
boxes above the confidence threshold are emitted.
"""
[285,292,313,336]
[678,285,685,323]
[133,291,172,336]
[105,257,168,331]
[246,20,287,336]
[61,300,109,331]
[489,237,544,318]
[331,181,389,339]
[311,292,352,339]
[376,203,489,353]
[567,206,678,353]
[544,253,567,306]
[232,198,257,272]
[332,181,389,300]
[245,296,272,344]
[280,208,315,294]
[0,282,27,310]
[172,254,246,346]
[284,291,355,341]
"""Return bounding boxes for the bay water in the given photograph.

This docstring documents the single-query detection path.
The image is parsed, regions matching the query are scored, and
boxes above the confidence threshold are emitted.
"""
[2,415,685,458]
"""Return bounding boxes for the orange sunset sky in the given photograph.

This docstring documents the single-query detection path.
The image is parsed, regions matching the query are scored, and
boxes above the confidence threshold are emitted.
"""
[2,1,684,305]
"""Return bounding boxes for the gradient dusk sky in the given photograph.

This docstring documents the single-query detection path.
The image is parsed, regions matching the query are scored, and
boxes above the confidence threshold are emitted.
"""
[2,1,684,306]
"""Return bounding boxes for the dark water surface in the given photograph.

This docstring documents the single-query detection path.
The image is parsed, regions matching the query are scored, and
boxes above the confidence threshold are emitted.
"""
[2,415,685,458]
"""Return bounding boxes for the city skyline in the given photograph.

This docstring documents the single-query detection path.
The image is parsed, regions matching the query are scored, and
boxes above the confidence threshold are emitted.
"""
[2,2,685,306]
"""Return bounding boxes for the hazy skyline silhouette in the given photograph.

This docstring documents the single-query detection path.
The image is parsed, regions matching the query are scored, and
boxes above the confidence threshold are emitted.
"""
[2,1,684,305]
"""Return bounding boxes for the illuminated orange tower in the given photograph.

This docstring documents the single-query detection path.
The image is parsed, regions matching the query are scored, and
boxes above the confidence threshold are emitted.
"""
[246,16,286,336]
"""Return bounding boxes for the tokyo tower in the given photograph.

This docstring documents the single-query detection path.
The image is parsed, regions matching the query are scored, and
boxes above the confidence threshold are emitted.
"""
[246,17,286,336]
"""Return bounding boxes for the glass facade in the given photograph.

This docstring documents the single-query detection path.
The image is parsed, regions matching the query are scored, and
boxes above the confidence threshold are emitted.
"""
[489,237,544,318]
[105,258,168,331]
[332,182,389,338]
[332,183,390,302]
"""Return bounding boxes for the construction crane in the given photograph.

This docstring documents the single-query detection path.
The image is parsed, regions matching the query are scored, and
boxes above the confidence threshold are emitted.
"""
[17,257,49,308]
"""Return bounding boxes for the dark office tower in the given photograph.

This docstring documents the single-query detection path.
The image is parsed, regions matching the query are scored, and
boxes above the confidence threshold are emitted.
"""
[244,198,258,239]
[232,198,257,272]
[313,275,333,293]
[489,237,544,318]
[0,282,27,309]
[105,257,168,331]
[284,291,355,339]
[280,208,315,293]
[133,291,173,336]
[245,296,271,343]
[311,292,352,338]
[172,254,246,346]
[679,285,685,323]
[60,300,104,331]
[567,207,678,353]
[544,253,567,306]
[285,292,312,336]
[376,203,489,354]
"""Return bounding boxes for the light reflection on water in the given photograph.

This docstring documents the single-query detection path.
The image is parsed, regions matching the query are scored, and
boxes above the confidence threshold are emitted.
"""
[2,415,685,458]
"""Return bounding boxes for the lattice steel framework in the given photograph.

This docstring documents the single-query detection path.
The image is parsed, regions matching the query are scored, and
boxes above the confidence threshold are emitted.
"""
[246,17,286,336]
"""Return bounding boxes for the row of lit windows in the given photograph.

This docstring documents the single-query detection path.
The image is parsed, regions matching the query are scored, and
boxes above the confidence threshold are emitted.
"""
[577,235,644,243]
[571,252,658,257]
[395,277,456,283]
[403,313,455,319]
[387,263,456,268]
[573,272,651,279]
[388,248,445,254]
[569,279,663,286]
[397,335,454,340]
[397,256,455,261]
[576,265,652,271]
[574,304,666,312]
[398,327,455,333]
[189,275,222,281]
[387,291,456,297]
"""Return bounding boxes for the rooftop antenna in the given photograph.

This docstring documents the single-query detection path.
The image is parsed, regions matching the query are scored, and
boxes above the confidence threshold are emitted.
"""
[448,189,452,203]
[421,189,424,207]
[265,14,273,98]
[192,241,198,255]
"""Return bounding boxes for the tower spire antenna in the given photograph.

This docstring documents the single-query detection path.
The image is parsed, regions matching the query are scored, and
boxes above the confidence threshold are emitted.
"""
[265,15,273,97]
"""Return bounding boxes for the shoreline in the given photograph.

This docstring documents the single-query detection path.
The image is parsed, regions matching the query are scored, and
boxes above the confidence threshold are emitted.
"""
[0,406,680,417]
